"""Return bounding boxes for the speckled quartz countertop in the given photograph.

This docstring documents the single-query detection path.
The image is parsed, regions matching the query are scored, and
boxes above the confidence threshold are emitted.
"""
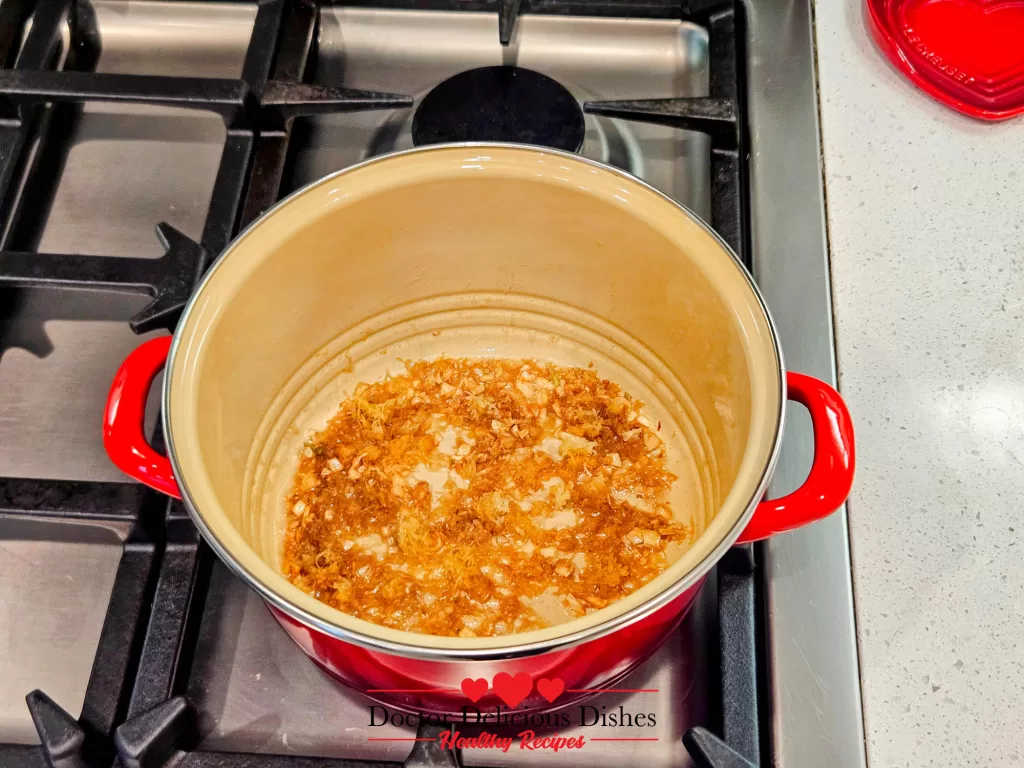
[813,3,1024,765]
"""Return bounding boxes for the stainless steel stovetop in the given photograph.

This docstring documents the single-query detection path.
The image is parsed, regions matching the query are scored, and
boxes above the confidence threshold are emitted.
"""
[0,2,865,766]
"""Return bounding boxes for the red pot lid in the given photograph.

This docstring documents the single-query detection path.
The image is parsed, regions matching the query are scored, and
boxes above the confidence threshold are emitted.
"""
[865,0,1024,121]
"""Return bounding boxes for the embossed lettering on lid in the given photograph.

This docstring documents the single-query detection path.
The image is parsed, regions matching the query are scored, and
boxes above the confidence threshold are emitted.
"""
[866,0,1024,120]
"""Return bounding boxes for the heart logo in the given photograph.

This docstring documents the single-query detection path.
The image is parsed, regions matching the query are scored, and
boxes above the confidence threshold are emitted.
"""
[460,677,488,703]
[866,0,1024,119]
[536,677,565,703]
[491,672,533,708]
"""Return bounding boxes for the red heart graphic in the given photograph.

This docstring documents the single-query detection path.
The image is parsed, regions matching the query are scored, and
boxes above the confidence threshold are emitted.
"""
[491,672,533,708]
[536,677,565,703]
[866,0,1024,119]
[460,677,488,703]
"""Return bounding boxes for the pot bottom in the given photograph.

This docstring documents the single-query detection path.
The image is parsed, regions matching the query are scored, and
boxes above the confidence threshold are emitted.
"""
[266,577,703,717]
[246,292,721,597]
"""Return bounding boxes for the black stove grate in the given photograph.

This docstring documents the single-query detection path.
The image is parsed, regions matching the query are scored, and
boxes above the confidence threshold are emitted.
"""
[0,1,763,767]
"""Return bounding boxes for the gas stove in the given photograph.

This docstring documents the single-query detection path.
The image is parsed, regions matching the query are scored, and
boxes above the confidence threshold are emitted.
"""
[0,2,865,767]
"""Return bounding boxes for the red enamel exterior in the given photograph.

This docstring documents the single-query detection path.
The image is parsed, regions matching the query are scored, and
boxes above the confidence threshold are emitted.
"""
[103,336,854,712]
[268,582,701,715]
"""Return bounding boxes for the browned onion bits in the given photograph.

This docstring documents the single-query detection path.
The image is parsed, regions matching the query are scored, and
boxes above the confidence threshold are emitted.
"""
[282,358,690,638]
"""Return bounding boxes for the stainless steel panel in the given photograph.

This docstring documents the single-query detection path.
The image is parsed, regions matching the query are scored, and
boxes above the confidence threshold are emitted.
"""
[745,0,867,765]
[0,1,256,483]
[41,0,258,259]
[0,516,122,744]
[0,4,256,745]
[190,561,712,767]
[288,10,711,219]
[87,0,259,77]
[0,289,165,481]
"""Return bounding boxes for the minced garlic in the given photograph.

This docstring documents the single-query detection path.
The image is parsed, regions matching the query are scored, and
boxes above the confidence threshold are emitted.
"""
[281,357,689,637]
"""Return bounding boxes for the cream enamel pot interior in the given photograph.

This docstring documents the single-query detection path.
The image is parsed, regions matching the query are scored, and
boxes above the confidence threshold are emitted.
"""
[104,144,854,715]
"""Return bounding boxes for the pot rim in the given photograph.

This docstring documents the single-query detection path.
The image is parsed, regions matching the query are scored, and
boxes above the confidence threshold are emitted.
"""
[163,142,787,661]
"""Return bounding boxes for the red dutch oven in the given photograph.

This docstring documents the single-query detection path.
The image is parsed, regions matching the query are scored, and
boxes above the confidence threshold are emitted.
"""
[103,145,854,715]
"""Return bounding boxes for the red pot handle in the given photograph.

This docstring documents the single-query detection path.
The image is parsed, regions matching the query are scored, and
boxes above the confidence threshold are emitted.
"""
[735,372,855,544]
[103,345,853,529]
[103,336,182,499]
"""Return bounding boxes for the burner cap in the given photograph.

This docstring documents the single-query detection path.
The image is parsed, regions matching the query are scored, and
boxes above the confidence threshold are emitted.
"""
[412,66,585,152]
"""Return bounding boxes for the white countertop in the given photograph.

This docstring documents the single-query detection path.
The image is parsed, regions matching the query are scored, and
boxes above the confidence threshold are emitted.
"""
[814,3,1024,765]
